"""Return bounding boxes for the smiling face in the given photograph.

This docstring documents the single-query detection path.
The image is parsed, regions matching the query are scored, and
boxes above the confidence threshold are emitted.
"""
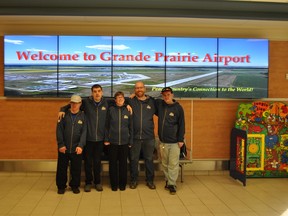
[115,94,125,106]
[114,91,125,106]
[134,81,146,98]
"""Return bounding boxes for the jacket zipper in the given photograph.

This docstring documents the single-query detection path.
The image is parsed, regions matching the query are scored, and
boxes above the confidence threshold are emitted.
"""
[140,103,143,139]
[95,106,98,141]
[161,108,167,142]
[118,108,121,145]
[70,114,75,153]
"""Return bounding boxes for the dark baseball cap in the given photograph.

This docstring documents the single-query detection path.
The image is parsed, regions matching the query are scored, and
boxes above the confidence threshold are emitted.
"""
[161,87,173,94]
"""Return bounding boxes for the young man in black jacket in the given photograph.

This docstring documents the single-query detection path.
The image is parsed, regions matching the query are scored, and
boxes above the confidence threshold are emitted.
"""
[156,87,185,195]
[56,95,87,194]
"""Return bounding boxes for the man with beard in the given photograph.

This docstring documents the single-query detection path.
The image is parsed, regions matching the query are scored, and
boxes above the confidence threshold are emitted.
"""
[128,81,156,190]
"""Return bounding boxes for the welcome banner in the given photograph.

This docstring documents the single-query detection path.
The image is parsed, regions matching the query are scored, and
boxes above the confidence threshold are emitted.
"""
[4,36,269,98]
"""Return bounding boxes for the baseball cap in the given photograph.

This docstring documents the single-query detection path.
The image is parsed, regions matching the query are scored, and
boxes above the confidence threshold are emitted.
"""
[161,87,173,94]
[70,95,82,103]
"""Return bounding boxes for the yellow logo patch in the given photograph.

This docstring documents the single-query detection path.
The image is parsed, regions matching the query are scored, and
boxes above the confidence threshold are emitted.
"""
[169,112,174,117]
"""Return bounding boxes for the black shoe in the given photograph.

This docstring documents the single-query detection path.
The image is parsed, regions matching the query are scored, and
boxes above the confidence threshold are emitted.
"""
[168,185,176,195]
[112,187,118,191]
[119,186,126,191]
[129,181,137,189]
[164,181,169,190]
[72,187,80,194]
[57,188,65,194]
[146,182,156,190]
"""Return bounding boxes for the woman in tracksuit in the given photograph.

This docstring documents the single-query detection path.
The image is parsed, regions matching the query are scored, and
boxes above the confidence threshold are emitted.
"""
[104,91,133,191]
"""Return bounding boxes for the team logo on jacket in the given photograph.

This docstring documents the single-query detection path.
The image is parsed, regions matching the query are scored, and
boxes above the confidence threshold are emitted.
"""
[147,105,151,109]
[78,120,83,124]
[101,107,106,110]
[124,115,129,119]
[169,112,175,117]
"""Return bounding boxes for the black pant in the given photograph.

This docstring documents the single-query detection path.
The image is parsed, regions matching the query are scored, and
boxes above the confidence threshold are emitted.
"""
[108,144,129,189]
[84,141,103,185]
[56,152,82,189]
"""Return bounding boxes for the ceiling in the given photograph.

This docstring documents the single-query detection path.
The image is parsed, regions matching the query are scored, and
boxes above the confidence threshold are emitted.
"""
[0,0,287,40]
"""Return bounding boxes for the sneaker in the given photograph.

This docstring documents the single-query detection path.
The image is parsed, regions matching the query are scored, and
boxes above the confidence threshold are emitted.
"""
[72,187,80,194]
[95,184,103,191]
[57,188,65,194]
[169,185,176,195]
[129,181,137,189]
[84,184,92,192]
[146,182,156,190]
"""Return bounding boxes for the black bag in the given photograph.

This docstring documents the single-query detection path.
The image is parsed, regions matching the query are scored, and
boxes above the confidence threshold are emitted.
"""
[180,143,187,159]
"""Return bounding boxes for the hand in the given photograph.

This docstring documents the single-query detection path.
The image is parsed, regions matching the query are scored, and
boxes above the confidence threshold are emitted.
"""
[127,105,133,114]
[75,147,83,154]
[129,93,135,99]
[104,142,110,146]
[58,112,65,121]
[59,146,67,153]
[178,142,184,148]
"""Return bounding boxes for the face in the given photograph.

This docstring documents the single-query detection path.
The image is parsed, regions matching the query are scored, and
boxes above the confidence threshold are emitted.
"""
[134,82,146,98]
[70,102,81,113]
[91,87,103,102]
[115,95,125,106]
[161,91,174,104]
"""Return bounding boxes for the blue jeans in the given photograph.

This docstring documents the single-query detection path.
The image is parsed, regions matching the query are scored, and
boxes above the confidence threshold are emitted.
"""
[129,139,155,183]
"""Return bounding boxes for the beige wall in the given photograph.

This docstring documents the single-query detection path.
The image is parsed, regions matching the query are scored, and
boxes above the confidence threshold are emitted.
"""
[0,34,287,160]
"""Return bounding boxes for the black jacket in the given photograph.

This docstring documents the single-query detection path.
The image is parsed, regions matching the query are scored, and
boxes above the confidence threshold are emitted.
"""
[61,96,109,142]
[56,110,87,153]
[104,104,133,145]
[156,99,185,144]
[128,96,156,140]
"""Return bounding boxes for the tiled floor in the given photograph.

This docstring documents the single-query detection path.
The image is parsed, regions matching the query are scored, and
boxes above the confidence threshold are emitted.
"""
[0,172,288,216]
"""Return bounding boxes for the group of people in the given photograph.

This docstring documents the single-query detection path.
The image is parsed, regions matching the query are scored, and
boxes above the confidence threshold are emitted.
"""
[56,81,185,195]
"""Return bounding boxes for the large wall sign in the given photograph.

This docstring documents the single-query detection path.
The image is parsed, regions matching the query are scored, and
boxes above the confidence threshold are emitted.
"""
[4,36,269,98]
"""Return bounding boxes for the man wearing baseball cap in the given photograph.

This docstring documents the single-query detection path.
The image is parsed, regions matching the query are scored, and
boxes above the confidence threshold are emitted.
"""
[156,87,185,195]
[56,94,87,194]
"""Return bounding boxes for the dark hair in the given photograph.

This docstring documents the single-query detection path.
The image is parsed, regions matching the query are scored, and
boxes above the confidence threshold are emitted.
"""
[91,84,102,92]
[114,91,124,99]
[161,86,173,94]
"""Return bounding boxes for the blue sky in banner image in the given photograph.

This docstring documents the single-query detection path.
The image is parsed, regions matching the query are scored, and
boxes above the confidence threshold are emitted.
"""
[4,35,58,65]
[218,38,268,67]
[166,37,218,67]
[58,36,112,65]
[112,36,165,66]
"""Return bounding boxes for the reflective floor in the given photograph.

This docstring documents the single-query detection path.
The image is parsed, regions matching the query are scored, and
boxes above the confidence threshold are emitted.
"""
[0,171,288,216]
